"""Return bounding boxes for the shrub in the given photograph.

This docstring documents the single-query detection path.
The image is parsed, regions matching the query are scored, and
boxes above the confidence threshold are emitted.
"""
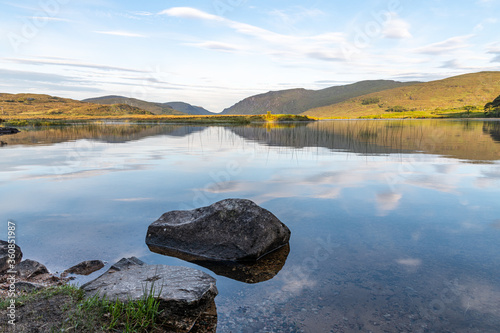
[361,97,380,105]
[386,105,408,112]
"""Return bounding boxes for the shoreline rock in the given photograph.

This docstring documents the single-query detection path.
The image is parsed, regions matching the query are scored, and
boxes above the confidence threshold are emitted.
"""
[146,198,291,262]
[82,257,218,332]
[0,240,22,273]
[61,260,104,277]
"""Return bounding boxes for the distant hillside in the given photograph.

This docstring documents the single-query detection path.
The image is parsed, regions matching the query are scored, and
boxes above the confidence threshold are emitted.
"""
[82,95,185,115]
[0,93,153,117]
[164,102,214,115]
[221,80,419,115]
[304,72,500,118]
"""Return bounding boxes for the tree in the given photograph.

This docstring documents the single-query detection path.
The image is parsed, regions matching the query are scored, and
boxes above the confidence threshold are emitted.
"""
[484,95,500,117]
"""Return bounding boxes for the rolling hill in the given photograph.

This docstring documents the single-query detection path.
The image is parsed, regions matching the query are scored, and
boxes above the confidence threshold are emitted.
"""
[221,80,420,115]
[82,95,185,115]
[0,93,154,117]
[163,102,214,115]
[303,72,500,118]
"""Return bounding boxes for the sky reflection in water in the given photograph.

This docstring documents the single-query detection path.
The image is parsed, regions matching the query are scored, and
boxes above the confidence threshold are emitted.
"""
[1,120,500,332]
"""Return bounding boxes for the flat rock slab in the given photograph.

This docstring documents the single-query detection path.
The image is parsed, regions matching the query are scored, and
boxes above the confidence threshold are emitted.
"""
[82,263,218,332]
[146,198,291,261]
[0,240,22,273]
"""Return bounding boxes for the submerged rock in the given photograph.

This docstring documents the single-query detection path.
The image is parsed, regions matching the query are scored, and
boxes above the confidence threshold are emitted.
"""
[149,243,290,284]
[81,258,218,332]
[62,260,104,277]
[0,240,22,273]
[146,198,291,261]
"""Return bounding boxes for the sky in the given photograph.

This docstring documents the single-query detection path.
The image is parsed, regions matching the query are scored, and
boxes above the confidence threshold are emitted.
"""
[0,0,499,112]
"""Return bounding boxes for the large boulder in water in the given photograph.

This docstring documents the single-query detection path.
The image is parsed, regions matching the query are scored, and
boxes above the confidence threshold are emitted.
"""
[146,198,291,261]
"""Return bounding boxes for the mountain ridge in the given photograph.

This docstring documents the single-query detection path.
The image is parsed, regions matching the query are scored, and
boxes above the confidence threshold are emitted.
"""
[221,80,420,115]
[82,96,186,115]
[303,71,500,118]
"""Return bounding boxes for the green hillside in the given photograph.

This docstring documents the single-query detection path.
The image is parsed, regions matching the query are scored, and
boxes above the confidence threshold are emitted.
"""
[0,93,153,117]
[304,72,500,118]
[221,80,419,115]
[82,96,185,115]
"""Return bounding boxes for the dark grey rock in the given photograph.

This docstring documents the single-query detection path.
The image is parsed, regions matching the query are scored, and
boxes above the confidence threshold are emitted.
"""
[82,262,218,332]
[0,127,20,135]
[0,240,22,273]
[146,198,291,261]
[15,259,49,279]
[108,256,144,272]
[14,281,45,292]
[62,260,104,276]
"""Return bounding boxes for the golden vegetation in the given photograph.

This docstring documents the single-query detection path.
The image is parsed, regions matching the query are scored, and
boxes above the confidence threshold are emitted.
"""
[304,72,500,118]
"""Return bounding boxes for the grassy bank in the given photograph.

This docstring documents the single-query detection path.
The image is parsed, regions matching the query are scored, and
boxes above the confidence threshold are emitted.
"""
[0,114,315,127]
[0,284,172,332]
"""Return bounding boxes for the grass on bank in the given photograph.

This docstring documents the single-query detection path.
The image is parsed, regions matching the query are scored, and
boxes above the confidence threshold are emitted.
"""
[0,114,315,127]
[0,284,165,332]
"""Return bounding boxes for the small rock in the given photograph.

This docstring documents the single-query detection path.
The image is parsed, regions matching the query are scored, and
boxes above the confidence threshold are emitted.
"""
[146,198,291,261]
[0,240,22,273]
[108,256,144,272]
[14,281,45,292]
[62,260,104,277]
[15,259,49,279]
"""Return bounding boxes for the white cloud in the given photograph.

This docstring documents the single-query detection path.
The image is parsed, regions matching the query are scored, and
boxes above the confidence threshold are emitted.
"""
[193,41,242,52]
[414,35,474,54]
[159,7,223,21]
[159,6,347,62]
[31,16,71,22]
[268,7,326,28]
[383,13,412,39]
[94,30,146,38]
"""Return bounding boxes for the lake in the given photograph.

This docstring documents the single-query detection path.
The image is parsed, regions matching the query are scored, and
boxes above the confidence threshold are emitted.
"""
[1,119,500,332]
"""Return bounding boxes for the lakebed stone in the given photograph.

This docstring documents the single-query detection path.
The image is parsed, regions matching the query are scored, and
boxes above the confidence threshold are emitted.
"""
[0,240,22,273]
[82,258,218,332]
[146,198,291,261]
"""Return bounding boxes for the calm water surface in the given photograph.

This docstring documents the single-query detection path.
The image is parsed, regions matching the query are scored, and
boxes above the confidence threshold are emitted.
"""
[1,120,500,332]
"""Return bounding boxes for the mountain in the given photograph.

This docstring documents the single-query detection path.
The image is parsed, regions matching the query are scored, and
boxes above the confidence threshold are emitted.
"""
[163,102,215,115]
[82,96,185,115]
[0,93,154,117]
[221,80,420,115]
[304,71,500,118]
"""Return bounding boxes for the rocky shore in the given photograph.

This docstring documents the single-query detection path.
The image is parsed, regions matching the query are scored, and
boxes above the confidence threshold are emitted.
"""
[0,199,291,332]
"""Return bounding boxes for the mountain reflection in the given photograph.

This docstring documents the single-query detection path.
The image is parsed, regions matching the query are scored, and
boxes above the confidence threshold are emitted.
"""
[0,123,205,146]
[3,120,500,162]
[230,120,500,162]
